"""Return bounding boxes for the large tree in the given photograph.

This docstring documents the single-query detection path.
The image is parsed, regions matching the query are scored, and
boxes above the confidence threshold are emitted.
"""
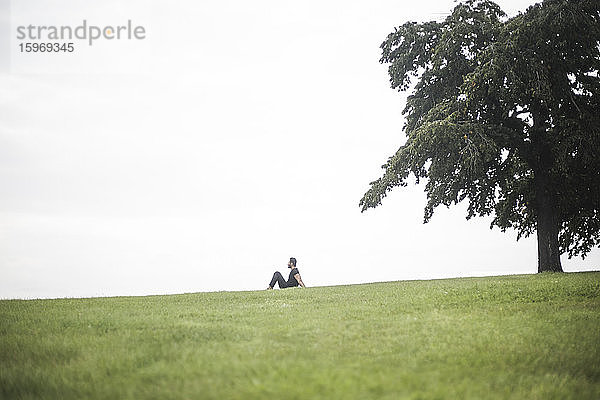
[360,0,600,272]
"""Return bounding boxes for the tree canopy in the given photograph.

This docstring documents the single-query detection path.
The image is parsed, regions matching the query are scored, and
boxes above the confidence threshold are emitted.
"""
[360,0,600,272]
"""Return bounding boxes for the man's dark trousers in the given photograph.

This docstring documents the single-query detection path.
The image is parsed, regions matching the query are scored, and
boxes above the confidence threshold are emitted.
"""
[269,271,289,288]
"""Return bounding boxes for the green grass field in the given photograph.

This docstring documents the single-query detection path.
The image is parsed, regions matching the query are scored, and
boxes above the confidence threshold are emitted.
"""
[1,272,599,399]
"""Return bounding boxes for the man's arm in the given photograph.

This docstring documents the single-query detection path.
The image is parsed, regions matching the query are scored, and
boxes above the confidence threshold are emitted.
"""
[294,273,306,288]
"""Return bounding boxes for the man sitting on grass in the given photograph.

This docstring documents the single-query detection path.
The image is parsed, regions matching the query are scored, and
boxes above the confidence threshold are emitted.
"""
[267,257,306,289]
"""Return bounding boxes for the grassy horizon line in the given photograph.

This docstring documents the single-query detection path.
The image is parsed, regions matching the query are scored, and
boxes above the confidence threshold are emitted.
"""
[3,269,599,302]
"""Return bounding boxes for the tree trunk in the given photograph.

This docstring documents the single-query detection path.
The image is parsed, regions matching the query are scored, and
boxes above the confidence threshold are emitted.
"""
[536,204,563,273]
[535,172,563,273]
[530,107,563,273]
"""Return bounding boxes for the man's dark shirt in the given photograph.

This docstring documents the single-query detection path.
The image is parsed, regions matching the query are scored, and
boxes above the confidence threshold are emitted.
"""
[287,267,300,287]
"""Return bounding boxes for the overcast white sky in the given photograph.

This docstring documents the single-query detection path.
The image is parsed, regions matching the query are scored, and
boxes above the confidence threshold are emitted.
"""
[1,0,598,299]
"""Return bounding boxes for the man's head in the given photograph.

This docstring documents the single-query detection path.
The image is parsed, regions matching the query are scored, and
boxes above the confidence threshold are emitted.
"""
[288,257,297,268]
